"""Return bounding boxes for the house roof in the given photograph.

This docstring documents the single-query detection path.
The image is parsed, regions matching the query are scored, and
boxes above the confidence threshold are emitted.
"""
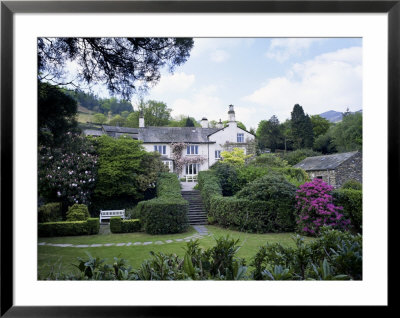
[83,129,104,137]
[293,151,359,171]
[102,125,139,134]
[137,127,219,143]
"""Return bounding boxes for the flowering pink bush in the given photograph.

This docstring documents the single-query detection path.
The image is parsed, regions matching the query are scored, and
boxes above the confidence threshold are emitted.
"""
[296,178,350,236]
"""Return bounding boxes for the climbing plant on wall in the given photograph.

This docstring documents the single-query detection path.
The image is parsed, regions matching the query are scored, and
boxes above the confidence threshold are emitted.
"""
[171,142,206,174]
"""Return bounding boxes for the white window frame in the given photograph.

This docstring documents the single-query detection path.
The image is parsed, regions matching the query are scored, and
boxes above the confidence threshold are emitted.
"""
[237,133,244,143]
[215,150,221,159]
[154,145,167,155]
[185,163,200,175]
[186,145,199,155]
[162,160,173,172]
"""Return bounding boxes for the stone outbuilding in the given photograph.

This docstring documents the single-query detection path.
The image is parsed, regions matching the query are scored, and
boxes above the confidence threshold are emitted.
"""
[293,151,362,188]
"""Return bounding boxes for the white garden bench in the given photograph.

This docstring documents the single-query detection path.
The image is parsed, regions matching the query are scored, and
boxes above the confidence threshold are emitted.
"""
[99,209,125,223]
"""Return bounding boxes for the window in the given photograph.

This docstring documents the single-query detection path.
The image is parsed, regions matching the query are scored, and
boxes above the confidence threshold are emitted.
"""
[215,150,221,159]
[185,163,200,175]
[186,145,199,155]
[316,176,323,179]
[154,145,166,155]
[163,160,173,172]
[237,133,244,143]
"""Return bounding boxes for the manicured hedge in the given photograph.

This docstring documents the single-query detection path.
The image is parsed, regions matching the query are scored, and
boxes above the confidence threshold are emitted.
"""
[197,171,222,212]
[38,202,62,223]
[137,173,189,235]
[38,218,100,237]
[110,217,141,233]
[198,170,296,233]
[333,189,362,233]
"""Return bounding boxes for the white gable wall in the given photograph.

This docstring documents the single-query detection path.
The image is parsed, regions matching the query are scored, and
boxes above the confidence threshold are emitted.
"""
[208,123,255,168]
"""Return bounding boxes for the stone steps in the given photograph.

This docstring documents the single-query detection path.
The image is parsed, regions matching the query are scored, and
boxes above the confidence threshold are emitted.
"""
[181,190,208,225]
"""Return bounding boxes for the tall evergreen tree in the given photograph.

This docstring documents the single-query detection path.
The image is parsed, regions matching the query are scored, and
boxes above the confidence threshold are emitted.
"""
[290,104,314,149]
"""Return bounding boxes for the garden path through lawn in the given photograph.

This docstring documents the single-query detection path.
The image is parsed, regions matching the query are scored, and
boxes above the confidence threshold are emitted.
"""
[38,224,210,248]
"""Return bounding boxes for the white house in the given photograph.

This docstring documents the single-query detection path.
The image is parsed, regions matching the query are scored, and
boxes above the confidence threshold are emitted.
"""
[96,105,256,178]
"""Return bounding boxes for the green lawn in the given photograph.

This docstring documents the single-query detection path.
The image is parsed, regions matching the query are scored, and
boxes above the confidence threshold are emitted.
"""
[38,225,313,279]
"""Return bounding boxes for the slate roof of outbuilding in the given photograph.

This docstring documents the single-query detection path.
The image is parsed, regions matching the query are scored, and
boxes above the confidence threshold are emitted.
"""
[293,151,359,171]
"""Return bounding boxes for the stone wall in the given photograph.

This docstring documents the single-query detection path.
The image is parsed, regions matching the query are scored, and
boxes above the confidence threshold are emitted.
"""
[308,170,337,187]
[335,151,362,187]
[306,152,362,188]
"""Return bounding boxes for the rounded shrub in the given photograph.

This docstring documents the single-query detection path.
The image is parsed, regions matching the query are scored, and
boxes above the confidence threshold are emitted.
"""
[66,204,90,221]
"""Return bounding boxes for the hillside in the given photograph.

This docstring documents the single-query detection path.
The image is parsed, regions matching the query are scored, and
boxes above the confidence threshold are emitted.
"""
[319,109,362,123]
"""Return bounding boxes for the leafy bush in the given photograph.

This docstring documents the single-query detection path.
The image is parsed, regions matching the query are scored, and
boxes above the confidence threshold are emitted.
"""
[236,166,309,189]
[283,149,322,166]
[110,217,141,233]
[333,189,362,233]
[250,228,362,280]
[341,179,362,190]
[38,218,100,237]
[94,135,168,203]
[210,162,240,196]
[66,204,90,221]
[137,173,189,234]
[249,153,289,168]
[296,179,350,236]
[38,202,62,223]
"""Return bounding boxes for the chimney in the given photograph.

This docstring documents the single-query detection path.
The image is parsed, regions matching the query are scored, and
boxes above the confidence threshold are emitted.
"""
[228,104,236,122]
[216,118,223,129]
[201,117,209,128]
[139,110,145,128]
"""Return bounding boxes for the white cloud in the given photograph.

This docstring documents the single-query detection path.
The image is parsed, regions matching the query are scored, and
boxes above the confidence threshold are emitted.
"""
[210,49,230,63]
[266,38,325,63]
[150,72,195,95]
[170,94,226,122]
[243,46,362,123]
[191,38,253,62]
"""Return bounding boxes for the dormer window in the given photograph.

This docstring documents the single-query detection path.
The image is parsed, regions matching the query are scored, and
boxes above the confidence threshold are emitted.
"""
[187,145,199,155]
[154,145,166,155]
[237,133,244,143]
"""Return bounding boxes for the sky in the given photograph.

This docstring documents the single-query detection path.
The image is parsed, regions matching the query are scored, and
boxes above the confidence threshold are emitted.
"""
[138,37,362,130]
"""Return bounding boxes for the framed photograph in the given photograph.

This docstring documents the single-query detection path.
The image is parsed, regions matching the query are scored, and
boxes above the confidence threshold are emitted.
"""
[1,0,396,316]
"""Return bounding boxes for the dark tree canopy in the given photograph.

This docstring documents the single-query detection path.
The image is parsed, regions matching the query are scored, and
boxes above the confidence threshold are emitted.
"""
[38,37,194,99]
[256,115,283,152]
[38,81,79,147]
[185,117,196,127]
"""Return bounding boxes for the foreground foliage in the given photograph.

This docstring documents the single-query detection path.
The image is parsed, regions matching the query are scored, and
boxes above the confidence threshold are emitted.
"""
[40,229,361,280]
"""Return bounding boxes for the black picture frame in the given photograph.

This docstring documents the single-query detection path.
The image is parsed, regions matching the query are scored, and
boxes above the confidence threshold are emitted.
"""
[1,0,396,316]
